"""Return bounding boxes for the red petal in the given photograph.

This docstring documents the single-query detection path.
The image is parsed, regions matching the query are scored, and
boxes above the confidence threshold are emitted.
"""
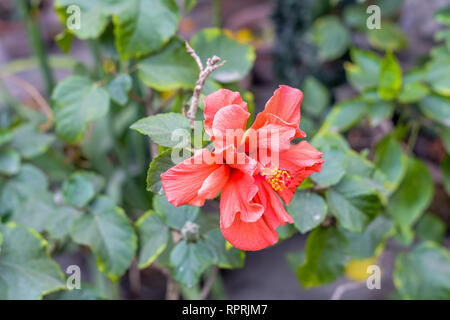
[203,89,247,136]
[220,170,264,229]
[277,141,324,204]
[212,105,250,150]
[220,213,278,251]
[161,149,229,207]
[251,85,303,130]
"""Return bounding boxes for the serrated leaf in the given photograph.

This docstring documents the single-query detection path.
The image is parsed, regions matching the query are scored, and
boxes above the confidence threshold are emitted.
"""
[287,191,327,234]
[45,206,83,240]
[203,229,244,268]
[107,73,132,106]
[111,0,180,60]
[52,76,110,144]
[70,197,137,281]
[302,76,330,116]
[62,171,104,208]
[54,0,109,39]
[153,194,199,229]
[169,239,213,288]
[378,52,402,101]
[0,223,65,299]
[138,38,198,91]
[130,113,191,148]
[146,149,176,194]
[326,175,383,232]
[136,211,169,269]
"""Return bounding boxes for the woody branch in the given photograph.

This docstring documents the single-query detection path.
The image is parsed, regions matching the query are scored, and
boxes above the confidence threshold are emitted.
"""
[185,41,226,128]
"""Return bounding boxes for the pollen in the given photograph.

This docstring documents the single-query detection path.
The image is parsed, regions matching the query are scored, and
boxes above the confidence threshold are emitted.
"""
[261,167,294,192]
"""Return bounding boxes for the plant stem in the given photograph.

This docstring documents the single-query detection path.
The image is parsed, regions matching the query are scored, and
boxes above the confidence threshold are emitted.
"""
[87,40,105,79]
[212,0,222,27]
[408,121,420,155]
[16,0,54,96]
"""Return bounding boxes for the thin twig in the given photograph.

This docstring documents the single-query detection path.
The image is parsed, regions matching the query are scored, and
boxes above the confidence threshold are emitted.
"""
[1,73,54,131]
[153,263,180,300]
[185,41,226,129]
[129,259,141,297]
[200,266,219,300]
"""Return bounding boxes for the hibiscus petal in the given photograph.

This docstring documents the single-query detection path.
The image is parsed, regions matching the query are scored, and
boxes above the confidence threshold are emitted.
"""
[251,85,304,130]
[220,170,264,228]
[204,89,247,136]
[161,149,229,207]
[212,105,250,150]
[220,213,278,251]
[255,175,293,226]
[276,141,324,204]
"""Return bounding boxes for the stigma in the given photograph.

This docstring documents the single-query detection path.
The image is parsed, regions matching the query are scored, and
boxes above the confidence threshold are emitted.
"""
[261,167,294,192]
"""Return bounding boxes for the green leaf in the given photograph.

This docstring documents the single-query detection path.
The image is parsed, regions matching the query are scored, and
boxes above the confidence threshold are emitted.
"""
[54,0,109,39]
[301,76,330,116]
[0,222,65,299]
[398,82,430,103]
[321,99,370,133]
[45,206,83,240]
[387,158,434,229]
[107,73,132,106]
[203,229,244,268]
[425,56,450,97]
[111,0,180,60]
[11,124,55,159]
[343,5,368,29]
[146,149,182,194]
[367,100,395,126]
[311,147,347,187]
[136,211,169,269]
[309,15,350,62]
[415,214,446,244]
[326,175,383,232]
[169,239,214,287]
[296,227,350,289]
[63,172,104,208]
[287,191,327,234]
[52,75,110,144]
[342,215,393,259]
[442,155,450,195]
[184,0,197,13]
[435,6,450,26]
[419,94,450,127]
[440,126,450,154]
[153,194,199,229]
[0,149,20,175]
[345,48,381,92]
[393,242,450,300]
[191,28,255,83]
[367,22,407,51]
[378,52,402,101]
[130,113,191,148]
[0,164,49,217]
[70,197,137,281]
[138,38,198,91]
[55,30,73,54]
[374,135,408,191]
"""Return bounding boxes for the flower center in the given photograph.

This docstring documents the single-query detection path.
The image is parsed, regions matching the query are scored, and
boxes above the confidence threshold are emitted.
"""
[261,167,294,192]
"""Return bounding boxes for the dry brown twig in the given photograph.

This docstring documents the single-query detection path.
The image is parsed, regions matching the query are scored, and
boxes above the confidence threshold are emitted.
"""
[185,41,226,128]
[1,73,54,131]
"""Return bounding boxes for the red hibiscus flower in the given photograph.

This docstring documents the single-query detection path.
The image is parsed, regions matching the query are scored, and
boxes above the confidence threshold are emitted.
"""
[161,85,324,251]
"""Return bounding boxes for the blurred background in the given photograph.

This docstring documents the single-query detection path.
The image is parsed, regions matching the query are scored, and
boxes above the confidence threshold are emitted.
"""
[0,0,449,299]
